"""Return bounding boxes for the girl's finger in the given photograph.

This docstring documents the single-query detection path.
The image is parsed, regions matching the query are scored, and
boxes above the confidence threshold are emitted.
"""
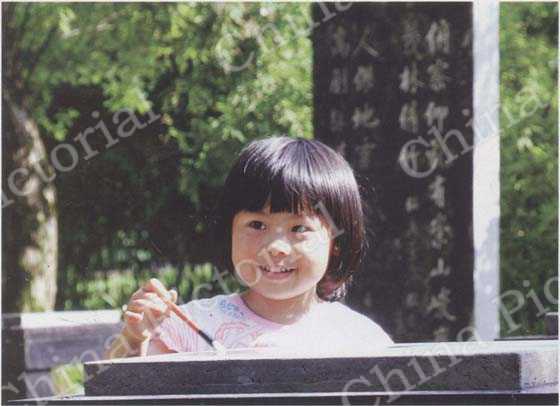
[125,306,166,334]
[142,293,170,312]
[123,310,143,323]
[142,308,168,331]
[143,292,164,302]
[143,278,173,301]
[130,288,146,300]
[170,289,178,303]
[121,320,150,343]
[123,310,164,337]
[127,299,167,315]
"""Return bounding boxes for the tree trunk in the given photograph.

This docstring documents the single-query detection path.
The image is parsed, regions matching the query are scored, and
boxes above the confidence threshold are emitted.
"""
[2,94,58,312]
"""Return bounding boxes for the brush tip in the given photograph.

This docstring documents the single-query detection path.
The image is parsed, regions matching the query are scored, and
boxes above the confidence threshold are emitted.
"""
[212,340,227,355]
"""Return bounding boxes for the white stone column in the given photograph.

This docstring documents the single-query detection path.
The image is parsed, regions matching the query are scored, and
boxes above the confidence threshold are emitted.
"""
[472,0,500,340]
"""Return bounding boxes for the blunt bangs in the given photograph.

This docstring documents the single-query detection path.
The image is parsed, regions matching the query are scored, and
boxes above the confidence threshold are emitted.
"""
[213,136,366,301]
[230,138,341,215]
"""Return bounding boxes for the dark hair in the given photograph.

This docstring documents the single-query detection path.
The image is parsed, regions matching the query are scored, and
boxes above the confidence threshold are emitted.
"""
[213,136,365,301]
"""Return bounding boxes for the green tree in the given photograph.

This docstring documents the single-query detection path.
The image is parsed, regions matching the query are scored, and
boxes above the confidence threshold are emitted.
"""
[500,3,558,335]
[2,3,312,311]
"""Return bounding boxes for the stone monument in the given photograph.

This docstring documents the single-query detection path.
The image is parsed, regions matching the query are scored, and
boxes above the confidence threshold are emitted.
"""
[312,2,478,342]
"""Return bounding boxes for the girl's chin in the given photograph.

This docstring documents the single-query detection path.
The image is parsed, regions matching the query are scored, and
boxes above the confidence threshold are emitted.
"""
[250,280,321,302]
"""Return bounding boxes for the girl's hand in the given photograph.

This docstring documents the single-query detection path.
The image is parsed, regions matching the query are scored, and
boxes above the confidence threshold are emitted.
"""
[120,278,178,351]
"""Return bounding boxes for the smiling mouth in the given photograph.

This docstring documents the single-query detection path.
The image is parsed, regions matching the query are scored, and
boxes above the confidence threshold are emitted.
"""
[258,265,296,274]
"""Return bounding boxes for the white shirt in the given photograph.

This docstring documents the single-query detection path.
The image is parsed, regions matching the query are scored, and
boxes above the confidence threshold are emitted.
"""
[152,293,393,355]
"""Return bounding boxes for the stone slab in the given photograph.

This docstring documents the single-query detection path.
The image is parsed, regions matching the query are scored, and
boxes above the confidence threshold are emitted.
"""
[21,323,123,370]
[2,310,123,402]
[3,310,121,329]
[84,340,558,397]
[3,310,123,370]
[10,389,560,405]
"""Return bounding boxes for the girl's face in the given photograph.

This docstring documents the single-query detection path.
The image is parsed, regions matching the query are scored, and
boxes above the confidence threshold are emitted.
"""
[231,205,334,301]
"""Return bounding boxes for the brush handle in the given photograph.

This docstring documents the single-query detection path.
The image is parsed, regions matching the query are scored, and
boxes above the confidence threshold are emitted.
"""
[165,299,216,349]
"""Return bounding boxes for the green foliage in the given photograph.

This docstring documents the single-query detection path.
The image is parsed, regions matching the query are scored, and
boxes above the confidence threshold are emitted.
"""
[51,363,84,396]
[70,264,240,310]
[5,3,312,309]
[8,2,312,199]
[12,3,312,149]
[499,3,558,336]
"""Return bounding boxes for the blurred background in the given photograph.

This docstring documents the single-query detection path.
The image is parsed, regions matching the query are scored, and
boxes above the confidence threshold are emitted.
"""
[3,3,312,314]
[2,2,557,334]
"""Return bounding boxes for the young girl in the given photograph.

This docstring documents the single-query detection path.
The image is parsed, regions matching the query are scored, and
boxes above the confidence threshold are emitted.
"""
[107,136,392,358]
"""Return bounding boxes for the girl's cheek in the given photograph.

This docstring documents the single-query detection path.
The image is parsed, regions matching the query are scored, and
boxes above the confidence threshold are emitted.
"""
[296,239,312,254]
[237,231,269,261]
[296,234,328,254]
[233,259,262,288]
[237,230,258,245]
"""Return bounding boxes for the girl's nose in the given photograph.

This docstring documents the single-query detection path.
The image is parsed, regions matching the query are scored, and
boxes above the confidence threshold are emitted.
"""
[265,237,292,257]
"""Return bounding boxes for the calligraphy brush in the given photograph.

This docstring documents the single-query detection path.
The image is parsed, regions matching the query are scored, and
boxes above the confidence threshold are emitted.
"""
[164,297,226,355]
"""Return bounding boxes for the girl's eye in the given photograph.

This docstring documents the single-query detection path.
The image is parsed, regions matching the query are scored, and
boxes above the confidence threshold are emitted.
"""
[248,221,266,230]
[292,225,311,233]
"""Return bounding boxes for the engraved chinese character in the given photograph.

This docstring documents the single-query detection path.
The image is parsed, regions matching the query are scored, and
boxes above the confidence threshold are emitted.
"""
[429,175,445,208]
[427,59,450,92]
[399,101,419,133]
[399,62,424,94]
[425,139,443,170]
[352,104,380,129]
[424,101,449,131]
[352,26,380,58]
[429,175,446,208]
[425,19,451,55]
[329,25,351,57]
[402,16,423,59]
[330,109,344,132]
[329,68,349,94]
[399,144,422,177]
[405,195,419,213]
[354,141,376,171]
[429,257,450,277]
[433,325,450,341]
[427,287,456,321]
[429,212,452,249]
[353,65,374,92]
[405,292,420,308]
